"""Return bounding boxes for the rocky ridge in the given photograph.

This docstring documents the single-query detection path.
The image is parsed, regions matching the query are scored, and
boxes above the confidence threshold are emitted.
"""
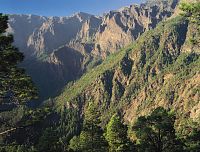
[56,16,200,130]
[8,0,180,101]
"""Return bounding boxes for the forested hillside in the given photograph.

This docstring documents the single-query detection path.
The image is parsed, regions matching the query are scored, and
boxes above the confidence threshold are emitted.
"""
[0,0,199,152]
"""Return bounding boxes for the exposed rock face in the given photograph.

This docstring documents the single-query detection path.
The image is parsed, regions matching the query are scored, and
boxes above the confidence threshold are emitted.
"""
[8,13,98,101]
[56,17,200,129]
[8,0,180,101]
[8,14,47,56]
[48,46,84,80]
[27,13,93,56]
[8,0,181,58]
[92,0,179,57]
[23,46,85,101]
[75,16,102,44]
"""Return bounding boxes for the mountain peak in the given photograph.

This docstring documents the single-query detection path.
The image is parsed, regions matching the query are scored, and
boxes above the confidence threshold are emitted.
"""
[71,12,92,21]
[146,0,180,6]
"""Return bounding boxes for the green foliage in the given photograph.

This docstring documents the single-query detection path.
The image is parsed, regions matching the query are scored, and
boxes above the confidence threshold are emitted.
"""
[37,128,62,152]
[180,2,200,24]
[36,52,49,61]
[1,5,200,152]
[0,14,39,151]
[57,108,81,148]
[54,16,199,152]
[69,135,82,151]
[180,2,200,45]
[69,103,108,152]
[0,145,37,152]
[17,107,52,128]
[58,15,199,152]
[177,120,200,152]
[85,56,102,71]
[0,13,38,104]
[56,46,133,107]
[185,128,200,152]
[69,129,107,152]
[105,113,133,152]
[133,107,184,152]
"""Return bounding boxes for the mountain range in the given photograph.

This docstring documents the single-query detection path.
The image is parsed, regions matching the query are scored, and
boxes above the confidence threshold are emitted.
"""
[0,0,199,151]
[8,0,180,102]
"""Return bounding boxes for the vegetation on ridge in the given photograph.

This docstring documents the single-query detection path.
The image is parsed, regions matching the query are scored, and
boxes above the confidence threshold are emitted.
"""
[0,1,200,152]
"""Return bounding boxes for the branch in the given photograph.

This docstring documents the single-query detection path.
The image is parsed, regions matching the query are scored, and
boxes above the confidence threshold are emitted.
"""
[0,124,33,136]
[0,127,19,135]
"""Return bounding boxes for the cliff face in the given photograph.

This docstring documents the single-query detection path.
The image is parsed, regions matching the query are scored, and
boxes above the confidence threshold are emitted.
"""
[92,0,179,57]
[1,0,199,149]
[8,0,180,58]
[8,13,98,101]
[8,13,93,57]
[56,17,200,129]
[27,13,94,56]
[8,0,180,101]
[8,14,47,56]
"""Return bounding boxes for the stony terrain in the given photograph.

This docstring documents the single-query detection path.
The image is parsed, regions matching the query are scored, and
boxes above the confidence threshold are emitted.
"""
[8,0,180,101]
[56,16,200,130]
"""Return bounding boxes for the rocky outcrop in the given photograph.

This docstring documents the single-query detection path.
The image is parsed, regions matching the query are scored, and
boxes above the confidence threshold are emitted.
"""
[8,14,47,56]
[8,0,180,58]
[27,13,93,56]
[8,13,99,101]
[56,17,200,130]
[91,0,179,57]
[8,0,181,101]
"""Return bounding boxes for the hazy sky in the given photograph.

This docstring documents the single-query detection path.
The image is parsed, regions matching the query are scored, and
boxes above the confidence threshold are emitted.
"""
[0,0,144,16]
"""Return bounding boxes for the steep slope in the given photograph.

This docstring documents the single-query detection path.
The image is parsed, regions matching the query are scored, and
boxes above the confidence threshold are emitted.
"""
[92,0,179,57]
[27,13,93,56]
[1,1,199,150]
[8,0,180,102]
[8,13,100,101]
[8,13,93,57]
[22,46,86,101]
[9,0,179,58]
[7,14,47,57]
[56,16,200,130]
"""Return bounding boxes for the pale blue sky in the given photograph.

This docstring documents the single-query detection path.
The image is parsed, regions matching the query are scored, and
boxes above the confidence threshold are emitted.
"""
[0,0,144,16]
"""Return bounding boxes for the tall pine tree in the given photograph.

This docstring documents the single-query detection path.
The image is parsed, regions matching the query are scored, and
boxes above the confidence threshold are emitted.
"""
[69,102,108,152]
[133,107,184,152]
[105,113,133,152]
[0,13,37,104]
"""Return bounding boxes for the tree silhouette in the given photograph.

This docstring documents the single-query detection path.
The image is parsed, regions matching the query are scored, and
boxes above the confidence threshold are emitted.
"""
[133,107,184,152]
[0,13,38,104]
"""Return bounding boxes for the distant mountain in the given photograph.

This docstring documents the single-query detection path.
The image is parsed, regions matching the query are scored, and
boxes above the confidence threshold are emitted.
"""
[1,0,199,151]
[8,0,180,102]
[8,13,97,101]
[91,0,179,57]
[8,12,93,57]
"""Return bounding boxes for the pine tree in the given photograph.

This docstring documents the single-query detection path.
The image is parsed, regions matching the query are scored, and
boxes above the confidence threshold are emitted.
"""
[0,13,38,104]
[69,102,108,152]
[133,107,184,152]
[105,113,133,152]
[37,128,62,152]
[182,121,200,152]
